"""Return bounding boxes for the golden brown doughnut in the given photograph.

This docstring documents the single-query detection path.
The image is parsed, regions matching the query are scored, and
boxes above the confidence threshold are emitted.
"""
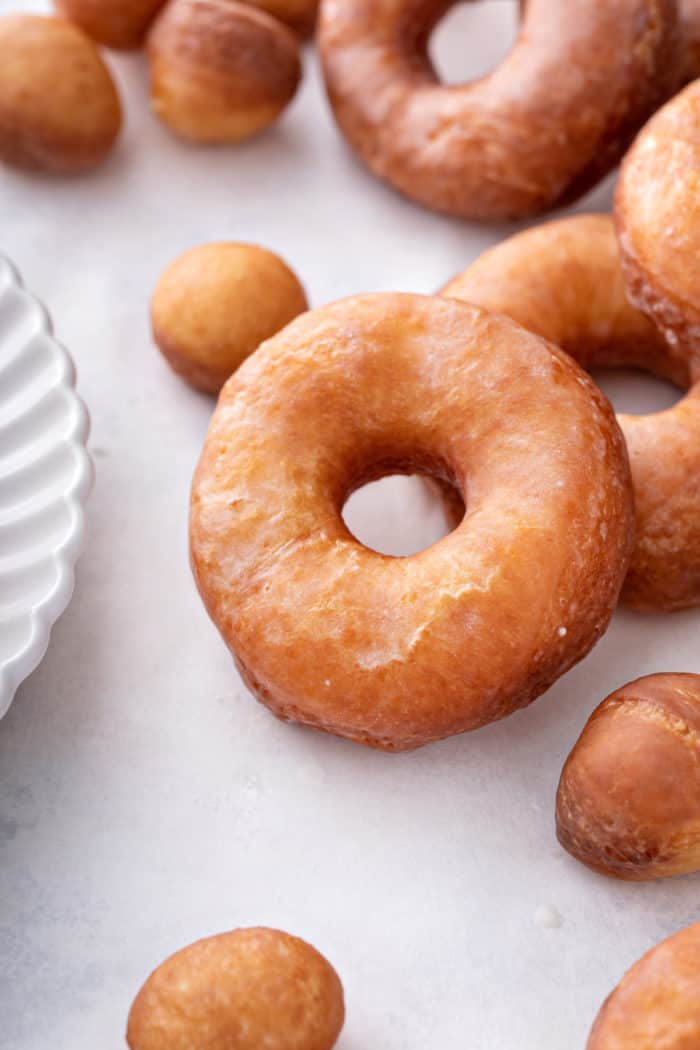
[245,0,318,37]
[587,921,700,1050]
[616,79,700,358]
[54,0,165,49]
[0,14,121,174]
[147,0,302,143]
[151,242,308,393]
[126,927,345,1050]
[681,0,700,81]
[556,673,700,881]
[190,293,634,752]
[441,214,700,611]
[318,0,680,221]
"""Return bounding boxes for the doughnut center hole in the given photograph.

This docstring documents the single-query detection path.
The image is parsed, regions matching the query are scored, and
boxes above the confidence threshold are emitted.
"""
[342,474,455,557]
[590,368,682,415]
[430,1,519,84]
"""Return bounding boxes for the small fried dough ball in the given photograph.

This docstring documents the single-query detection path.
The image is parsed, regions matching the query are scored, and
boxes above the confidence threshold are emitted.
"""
[0,14,121,173]
[151,242,308,392]
[54,0,165,49]
[126,927,345,1050]
[147,0,302,143]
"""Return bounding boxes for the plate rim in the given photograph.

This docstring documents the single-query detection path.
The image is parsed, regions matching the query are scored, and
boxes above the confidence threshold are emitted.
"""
[0,254,93,718]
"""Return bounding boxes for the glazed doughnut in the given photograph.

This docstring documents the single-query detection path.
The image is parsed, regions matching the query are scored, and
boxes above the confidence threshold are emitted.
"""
[318,0,680,221]
[556,673,700,881]
[441,214,700,611]
[147,0,302,143]
[616,79,700,356]
[54,0,165,49]
[190,293,633,752]
[127,928,345,1050]
[681,0,700,81]
[587,921,700,1050]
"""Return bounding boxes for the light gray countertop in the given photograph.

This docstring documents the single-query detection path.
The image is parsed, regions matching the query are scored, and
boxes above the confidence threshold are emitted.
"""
[2,2,698,1046]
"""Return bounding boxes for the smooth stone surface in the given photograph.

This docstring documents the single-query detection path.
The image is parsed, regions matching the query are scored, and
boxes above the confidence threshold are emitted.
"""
[1,2,698,1048]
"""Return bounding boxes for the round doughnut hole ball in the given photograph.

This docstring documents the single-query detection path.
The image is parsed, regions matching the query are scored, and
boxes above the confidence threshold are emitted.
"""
[556,673,700,880]
[54,0,166,49]
[126,927,345,1050]
[151,242,309,393]
[147,0,302,143]
[0,14,122,173]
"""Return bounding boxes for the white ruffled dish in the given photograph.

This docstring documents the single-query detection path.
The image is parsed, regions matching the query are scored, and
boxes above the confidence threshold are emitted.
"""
[0,256,92,718]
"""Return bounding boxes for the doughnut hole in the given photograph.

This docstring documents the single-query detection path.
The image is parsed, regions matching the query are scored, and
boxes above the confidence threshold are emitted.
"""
[430,0,518,84]
[54,0,165,49]
[147,0,302,143]
[0,14,122,173]
[557,673,700,881]
[590,368,683,417]
[342,471,460,557]
[151,242,308,394]
[126,928,345,1050]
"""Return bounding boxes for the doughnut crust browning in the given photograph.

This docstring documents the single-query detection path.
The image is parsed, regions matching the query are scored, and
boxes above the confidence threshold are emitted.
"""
[190,293,634,751]
[587,922,700,1050]
[0,14,121,173]
[55,0,165,49]
[557,673,700,880]
[681,0,700,81]
[245,0,318,36]
[442,214,700,611]
[319,0,680,220]
[147,0,302,142]
[616,79,700,356]
[127,928,345,1050]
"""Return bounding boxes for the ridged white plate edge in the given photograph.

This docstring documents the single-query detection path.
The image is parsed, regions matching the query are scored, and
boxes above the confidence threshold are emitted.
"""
[0,255,93,719]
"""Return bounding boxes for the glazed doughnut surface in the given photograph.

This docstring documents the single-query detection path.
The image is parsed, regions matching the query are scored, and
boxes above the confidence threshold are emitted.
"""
[557,673,700,881]
[190,293,633,751]
[442,214,700,611]
[319,0,680,220]
[587,921,700,1050]
[127,928,344,1050]
[616,79,700,356]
